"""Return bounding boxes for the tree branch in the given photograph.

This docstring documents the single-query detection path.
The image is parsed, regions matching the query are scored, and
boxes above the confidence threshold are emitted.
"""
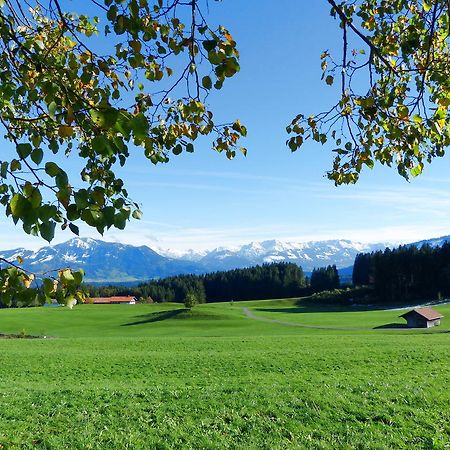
[327,0,399,76]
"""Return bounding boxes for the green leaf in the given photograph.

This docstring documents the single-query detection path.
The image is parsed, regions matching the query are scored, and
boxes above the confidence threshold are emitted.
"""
[132,209,142,219]
[10,159,21,172]
[202,40,216,52]
[114,211,128,229]
[202,76,212,89]
[10,194,28,218]
[173,144,182,155]
[91,135,107,154]
[364,159,374,169]
[411,163,424,177]
[45,162,61,177]
[67,204,80,221]
[130,113,149,139]
[48,101,57,119]
[28,188,42,209]
[30,148,44,165]
[74,189,89,209]
[43,278,55,296]
[55,171,69,189]
[107,5,118,20]
[40,221,56,242]
[69,223,80,236]
[16,143,32,159]
[72,270,84,285]
[114,15,126,34]
[1,162,8,178]
[60,269,75,284]
[91,188,105,207]
[39,205,57,222]
[90,108,119,129]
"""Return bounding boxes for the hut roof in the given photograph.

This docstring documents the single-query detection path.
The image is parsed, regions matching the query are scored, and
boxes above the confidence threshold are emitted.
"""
[399,307,443,321]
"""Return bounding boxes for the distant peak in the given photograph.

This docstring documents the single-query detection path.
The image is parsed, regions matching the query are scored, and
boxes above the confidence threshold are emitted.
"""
[63,237,100,249]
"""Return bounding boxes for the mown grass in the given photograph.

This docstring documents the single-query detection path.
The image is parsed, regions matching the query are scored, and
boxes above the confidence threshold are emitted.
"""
[0,301,449,449]
[248,300,450,330]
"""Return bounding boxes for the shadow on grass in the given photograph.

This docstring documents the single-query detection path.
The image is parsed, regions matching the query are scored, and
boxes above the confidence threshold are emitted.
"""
[122,309,185,326]
[373,323,409,329]
[255,304,367,314]
[257,299,437,314]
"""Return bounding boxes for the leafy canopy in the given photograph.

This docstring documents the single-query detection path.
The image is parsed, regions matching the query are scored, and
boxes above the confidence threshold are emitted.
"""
[0,0,246,243]
[288,0,450,184]
[3,0,449,305]
[0,0,245,305]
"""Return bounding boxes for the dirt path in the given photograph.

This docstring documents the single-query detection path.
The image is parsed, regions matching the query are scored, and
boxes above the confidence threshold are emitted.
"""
[242,307,450,332]
[242,307,369,331]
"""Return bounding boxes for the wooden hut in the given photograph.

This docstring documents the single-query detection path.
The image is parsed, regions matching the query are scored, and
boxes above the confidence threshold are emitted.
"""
[399,307,443,328]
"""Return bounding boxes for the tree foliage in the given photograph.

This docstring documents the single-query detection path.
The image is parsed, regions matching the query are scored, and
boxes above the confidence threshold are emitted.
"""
[0,259,85,308]
[0,0,245,305]
[0,0,244,242]
[86,262,308,303]
[5,0,449,305]
[310,265,340,291]
[353,243,450,303]
[288,0,450,184]
[184,291,197,310]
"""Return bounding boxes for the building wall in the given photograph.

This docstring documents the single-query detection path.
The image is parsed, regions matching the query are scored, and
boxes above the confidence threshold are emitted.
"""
[406,316,440,328]
[406,316,427,328]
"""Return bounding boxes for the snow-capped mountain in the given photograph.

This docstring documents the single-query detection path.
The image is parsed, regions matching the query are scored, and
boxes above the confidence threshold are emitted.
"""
[2,235,446,284]
[193,239,388,272]
[409,234,450,249]
[156,246,208,262]
[0,238,203,283]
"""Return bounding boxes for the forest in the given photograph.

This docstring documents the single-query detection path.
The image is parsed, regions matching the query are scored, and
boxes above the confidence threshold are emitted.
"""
[86,262,340,304]
[353,243,450,303]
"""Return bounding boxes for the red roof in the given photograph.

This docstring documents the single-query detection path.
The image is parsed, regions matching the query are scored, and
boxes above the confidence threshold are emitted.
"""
[400,307,443,321]
[89,296,136,304]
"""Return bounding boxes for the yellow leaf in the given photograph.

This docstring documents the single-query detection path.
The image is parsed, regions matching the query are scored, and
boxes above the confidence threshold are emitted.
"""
[438,97,450,107]
[58,125,74,138]
[397,105,409,120]
[66,106,75,124]
[22,274,34,289]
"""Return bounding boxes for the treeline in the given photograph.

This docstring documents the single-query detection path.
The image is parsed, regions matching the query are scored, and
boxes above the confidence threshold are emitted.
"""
[310,265,339,291]
[86,262,341,303]
[353,243,450,303]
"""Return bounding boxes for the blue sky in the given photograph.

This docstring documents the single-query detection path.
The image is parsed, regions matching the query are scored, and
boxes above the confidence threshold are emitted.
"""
[2,1,450,251]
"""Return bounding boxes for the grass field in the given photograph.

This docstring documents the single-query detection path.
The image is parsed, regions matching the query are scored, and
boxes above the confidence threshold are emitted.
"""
[0,300,449,449]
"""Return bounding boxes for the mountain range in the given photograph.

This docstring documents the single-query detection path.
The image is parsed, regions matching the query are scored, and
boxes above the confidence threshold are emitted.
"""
[0,235,448,283]
[159,239,389,272]
[0,238,201,283]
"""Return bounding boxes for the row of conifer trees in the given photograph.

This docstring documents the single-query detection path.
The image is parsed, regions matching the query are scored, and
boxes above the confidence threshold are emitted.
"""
[87,262,340,303]
[353,243,450,303]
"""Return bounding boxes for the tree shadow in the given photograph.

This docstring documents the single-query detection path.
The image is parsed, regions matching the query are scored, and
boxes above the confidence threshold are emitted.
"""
[373,323,409,329]
[255,305,365,314]
[122,308,185,326]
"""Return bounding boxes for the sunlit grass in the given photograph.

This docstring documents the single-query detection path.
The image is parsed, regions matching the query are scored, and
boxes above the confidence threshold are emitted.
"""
[0,300,448,448]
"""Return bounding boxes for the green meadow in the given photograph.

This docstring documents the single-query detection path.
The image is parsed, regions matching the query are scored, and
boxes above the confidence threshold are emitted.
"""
[0,300,449,449]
